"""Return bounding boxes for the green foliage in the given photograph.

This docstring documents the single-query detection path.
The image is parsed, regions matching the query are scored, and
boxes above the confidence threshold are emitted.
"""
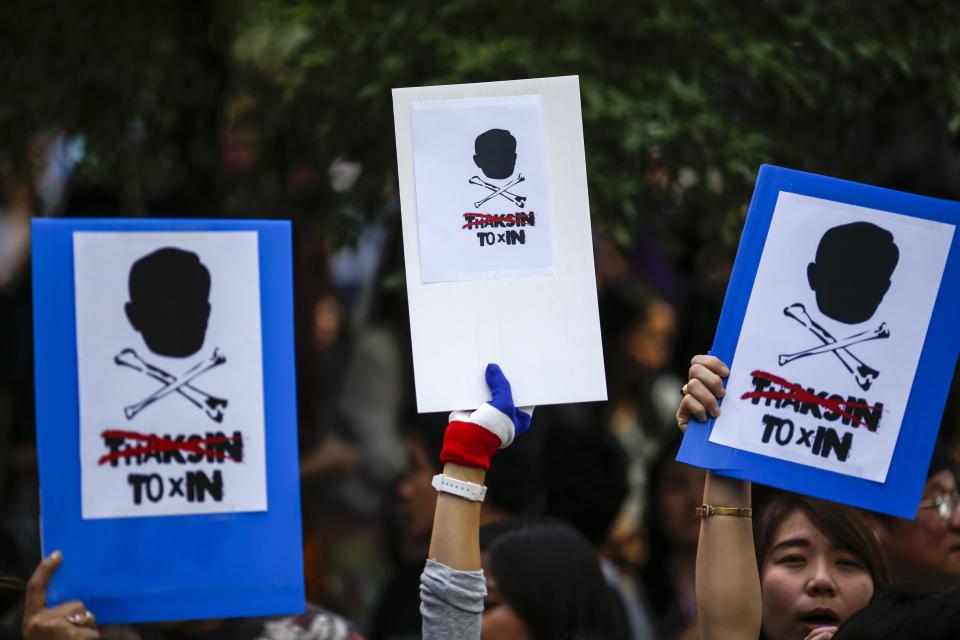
[0,1,234,213]
[3,1,959,256]
[229,0,960,256]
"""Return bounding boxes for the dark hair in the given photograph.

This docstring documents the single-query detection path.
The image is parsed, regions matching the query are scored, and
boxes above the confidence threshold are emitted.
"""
[598,282,666,422]
[755,493,890,592]
[833,586,960,640]
[486,428,543,517]
[926,442,960,483]
[639,432,692,614]
[599,282,654,371]
[542,422,628,546]
[873,441,958,527]
[488,524,624,639]
[480,518,527,552]
[401,413,445,473]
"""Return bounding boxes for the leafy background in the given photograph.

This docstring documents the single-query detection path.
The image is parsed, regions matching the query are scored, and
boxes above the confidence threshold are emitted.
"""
[4,1,959,255]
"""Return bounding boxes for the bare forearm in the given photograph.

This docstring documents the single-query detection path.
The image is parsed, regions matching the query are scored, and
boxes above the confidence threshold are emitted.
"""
[428,463,486,571]
[696,472,761,640]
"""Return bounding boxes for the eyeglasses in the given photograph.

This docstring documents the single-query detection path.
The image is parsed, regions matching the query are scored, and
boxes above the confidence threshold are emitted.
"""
[917,493,960,520]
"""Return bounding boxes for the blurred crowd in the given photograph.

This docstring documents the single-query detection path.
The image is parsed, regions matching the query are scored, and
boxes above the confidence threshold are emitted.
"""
[1,128,959,640]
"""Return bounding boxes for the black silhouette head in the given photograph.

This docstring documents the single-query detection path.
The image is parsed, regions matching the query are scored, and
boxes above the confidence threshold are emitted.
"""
[474,129,517,180]
[807,222,899,324]
[125,248,211,357]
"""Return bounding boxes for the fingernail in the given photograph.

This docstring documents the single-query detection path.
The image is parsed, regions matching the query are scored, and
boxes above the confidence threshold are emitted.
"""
[721,366,730,376]
[50,550,62,561]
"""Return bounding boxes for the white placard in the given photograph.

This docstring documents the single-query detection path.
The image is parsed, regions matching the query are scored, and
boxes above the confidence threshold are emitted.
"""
[394,76,607,412]
[74,232,267,518]
[412,95,554,282]
[708,192,955,482]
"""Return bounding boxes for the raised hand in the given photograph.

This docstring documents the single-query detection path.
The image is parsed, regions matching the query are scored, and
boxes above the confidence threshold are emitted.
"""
[676,354,729,431]
[482,363,533,441]
[23,551,100,639]
[442,363,534,470]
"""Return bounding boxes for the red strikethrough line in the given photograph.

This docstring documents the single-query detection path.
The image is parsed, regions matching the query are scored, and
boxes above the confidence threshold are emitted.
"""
[740,370,878,431]
[98,429,239,465]
[462,213,530,229]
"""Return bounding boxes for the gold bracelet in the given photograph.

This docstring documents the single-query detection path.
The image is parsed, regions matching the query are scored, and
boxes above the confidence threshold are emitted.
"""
[696,504,752,518]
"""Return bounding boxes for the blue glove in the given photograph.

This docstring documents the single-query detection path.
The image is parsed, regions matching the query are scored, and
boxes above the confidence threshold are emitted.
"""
[484,363,533,440]
[440,363,535,469]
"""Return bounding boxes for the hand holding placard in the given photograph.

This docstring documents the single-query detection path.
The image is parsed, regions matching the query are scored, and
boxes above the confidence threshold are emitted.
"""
[33,219,303,622]
[676,165,960,517]
[22,552,99,640]
[441,363,534,470]
[393,77,606,412]
[677,355,728,430]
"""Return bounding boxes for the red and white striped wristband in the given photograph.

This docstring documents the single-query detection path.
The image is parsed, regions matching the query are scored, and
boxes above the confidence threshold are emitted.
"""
[439,404,516,471]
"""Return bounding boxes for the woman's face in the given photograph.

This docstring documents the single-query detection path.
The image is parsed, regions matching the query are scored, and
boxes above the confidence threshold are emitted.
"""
[626,299,676,371]
[881,469,960,588]
[760,511,874,640]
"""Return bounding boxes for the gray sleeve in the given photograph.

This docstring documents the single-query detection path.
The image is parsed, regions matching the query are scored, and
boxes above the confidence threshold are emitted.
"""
[420,558,486,640]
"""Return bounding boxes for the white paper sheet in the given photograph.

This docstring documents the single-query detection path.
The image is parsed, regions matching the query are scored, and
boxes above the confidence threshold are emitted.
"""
[708,192,955,482]
[411,95,554,282]
[73,232,267,518]
[393,76,607,412]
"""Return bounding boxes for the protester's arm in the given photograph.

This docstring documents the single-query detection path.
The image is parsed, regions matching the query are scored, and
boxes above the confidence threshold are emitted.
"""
[420,364,533,640]
[696,473,759,640]
[678,355,761,640]
[428,462,485,571]
[23,551,100,640]
[427,364,532,571]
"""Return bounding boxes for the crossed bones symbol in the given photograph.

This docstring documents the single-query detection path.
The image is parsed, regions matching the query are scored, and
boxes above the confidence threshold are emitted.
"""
[469,174,526,208]
[779,303,890,391]
[115,348,227,422]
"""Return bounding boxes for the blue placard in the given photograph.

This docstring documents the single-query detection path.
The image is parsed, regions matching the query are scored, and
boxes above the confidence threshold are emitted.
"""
[677,165,960,518]
[32,218,304,623]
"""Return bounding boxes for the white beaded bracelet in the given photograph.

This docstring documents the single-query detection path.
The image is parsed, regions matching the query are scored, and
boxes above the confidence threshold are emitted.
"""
[431,473,487,502]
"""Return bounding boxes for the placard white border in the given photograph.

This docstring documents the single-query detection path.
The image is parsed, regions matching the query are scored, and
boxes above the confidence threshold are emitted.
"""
[393,76,606,412]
